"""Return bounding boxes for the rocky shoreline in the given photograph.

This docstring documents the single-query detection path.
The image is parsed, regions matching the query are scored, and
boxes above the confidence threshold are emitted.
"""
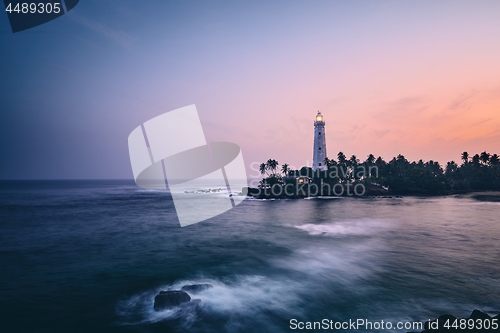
[243,185,495,200]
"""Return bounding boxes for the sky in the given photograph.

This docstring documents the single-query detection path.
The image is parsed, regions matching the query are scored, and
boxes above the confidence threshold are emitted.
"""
[1,0,500,179]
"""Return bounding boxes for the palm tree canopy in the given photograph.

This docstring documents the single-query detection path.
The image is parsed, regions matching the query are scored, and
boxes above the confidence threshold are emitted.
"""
[281,163,289,175]
[259,163,267,175]
[480,151,491,164]
[265,159,279,175]
[461,151,469,163]
[337,152,346,164]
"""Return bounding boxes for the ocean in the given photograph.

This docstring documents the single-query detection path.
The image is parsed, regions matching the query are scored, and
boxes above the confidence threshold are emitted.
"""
[0,180,499,333]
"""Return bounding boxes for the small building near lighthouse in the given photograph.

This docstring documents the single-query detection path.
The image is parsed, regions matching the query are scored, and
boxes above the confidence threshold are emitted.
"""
[312,111,327,171]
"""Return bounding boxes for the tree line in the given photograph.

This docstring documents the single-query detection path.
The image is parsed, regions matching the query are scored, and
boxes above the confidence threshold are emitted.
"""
[257,151,500,195]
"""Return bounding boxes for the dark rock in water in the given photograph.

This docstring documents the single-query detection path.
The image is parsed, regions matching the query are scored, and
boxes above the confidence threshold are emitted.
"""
[181,283,213,293]
[154,290,191,311]
[470,309,491,320]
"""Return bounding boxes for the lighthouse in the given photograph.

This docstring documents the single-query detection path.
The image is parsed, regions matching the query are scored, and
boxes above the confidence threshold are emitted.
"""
[312,111,327,171]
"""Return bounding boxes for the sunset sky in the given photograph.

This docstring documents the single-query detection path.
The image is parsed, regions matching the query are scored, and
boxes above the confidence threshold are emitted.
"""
[1,0,499,179]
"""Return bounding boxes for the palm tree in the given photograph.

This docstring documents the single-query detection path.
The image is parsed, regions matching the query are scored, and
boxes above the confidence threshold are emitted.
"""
[337,152,347,182]
[445,161,458,176]
[337,152,346,164]
[281,163,290,176]
[480,151,491,165]
[389,154,410,178]
[349,155,359,179]
[259,163,267,176]
[266,159,279,176]
[461,152,469,164]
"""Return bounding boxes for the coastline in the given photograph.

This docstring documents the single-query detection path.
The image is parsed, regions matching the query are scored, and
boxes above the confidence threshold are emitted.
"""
[244,185,500,200]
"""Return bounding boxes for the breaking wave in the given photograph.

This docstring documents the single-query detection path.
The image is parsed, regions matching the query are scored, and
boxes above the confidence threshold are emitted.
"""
[116,275,305,329]
[294,219,391,237]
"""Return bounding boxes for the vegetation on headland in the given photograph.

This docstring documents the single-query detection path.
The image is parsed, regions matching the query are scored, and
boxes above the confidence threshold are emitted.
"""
[247,151,500,198]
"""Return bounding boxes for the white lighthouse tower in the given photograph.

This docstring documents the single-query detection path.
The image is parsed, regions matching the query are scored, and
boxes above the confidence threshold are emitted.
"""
[312,111,327,171]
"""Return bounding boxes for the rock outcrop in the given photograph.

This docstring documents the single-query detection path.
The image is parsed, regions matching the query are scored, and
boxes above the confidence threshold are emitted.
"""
[153,290,191,311]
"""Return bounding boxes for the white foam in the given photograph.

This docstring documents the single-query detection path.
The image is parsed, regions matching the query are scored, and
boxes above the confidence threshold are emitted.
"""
[116,275,304,325]
[175,276,301,314]
[304,196,343,200]
[268,219,392,283]
[269,241,387,288]
[116,288,187,325]
[294,219,390,237]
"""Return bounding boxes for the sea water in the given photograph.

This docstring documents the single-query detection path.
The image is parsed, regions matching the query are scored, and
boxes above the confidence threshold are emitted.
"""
[0,180,499,332]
